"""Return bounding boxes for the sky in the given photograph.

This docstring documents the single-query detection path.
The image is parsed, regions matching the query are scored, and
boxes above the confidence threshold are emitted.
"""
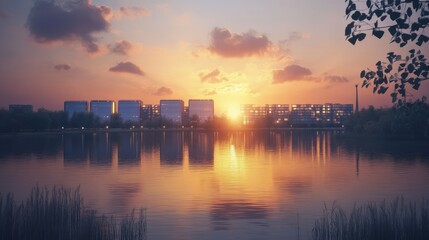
[0,0,428,116]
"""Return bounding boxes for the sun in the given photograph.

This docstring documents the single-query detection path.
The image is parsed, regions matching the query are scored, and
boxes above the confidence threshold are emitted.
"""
[227,106,242,121]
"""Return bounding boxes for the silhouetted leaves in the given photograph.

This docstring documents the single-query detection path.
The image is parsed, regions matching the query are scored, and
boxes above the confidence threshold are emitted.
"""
[345,0,429,102]
[357,51,429,102]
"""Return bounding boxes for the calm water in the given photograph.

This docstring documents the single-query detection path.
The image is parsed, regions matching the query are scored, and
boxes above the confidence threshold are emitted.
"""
[1,130,429,239]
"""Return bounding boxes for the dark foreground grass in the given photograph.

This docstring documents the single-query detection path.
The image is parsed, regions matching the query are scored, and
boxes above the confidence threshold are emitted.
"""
[312,197,429,240]
[0,186,146,240]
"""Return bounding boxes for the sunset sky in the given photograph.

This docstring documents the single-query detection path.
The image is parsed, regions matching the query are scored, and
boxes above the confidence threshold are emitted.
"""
[0,0,428,115]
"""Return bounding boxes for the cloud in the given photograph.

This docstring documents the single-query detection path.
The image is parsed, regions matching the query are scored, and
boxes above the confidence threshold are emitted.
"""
[108,40,133,55]
[272,64,313,84]
[324,75,349,83]
[115,7,149,18]
[199,69,229,83]
[109,62,144,76]
[26,0,111,53]
[154,87,173,96]
[54,64,71,71]
[208,27,272,58]
[203,89,217,96]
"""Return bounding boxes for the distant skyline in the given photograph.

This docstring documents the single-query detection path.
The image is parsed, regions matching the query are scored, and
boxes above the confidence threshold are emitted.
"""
[1,0,428,117]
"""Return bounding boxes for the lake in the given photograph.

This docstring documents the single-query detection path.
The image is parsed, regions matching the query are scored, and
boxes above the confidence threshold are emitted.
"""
[0,130,428,239]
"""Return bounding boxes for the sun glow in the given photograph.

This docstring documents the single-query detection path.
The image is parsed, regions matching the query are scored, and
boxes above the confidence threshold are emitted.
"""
[227,105,242,121]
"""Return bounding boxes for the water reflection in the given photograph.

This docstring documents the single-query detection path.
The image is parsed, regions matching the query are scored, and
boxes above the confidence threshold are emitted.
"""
[189,132,214,167]
[90,133,112,165]
[64,134,89,164]
[1,130,429,240]
[160,132,183,165]
[118,133,141,165]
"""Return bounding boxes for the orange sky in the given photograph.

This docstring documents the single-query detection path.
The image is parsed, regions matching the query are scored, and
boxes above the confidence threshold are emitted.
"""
[0,0,428,116]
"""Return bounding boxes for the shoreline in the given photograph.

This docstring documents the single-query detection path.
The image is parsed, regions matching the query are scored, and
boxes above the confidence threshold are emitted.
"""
[0,127,346,136]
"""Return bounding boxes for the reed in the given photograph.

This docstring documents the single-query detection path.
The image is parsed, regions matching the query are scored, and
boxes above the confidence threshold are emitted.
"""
[312,197,429,240]
[0,186,147,240]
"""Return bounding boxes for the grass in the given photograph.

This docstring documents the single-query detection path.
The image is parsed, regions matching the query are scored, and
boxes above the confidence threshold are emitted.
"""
[0,186,147,240]
[312,197,429,240]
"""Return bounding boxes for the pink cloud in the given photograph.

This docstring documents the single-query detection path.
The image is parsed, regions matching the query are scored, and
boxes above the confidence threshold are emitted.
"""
[208,27,272,58]
[109,61,144,76]
[27,0,111,53]
[154,87,173,96]
[108,40,133,55]
[199,69,228,83]
[272,64,313,84]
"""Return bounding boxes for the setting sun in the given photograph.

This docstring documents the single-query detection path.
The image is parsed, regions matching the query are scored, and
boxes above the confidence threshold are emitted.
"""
[227,105,242,121]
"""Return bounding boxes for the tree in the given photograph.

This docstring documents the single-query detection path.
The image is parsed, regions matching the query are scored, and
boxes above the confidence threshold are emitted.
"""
[345,0,429,103]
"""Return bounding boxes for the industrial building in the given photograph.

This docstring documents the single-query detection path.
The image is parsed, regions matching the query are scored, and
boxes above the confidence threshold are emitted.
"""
[90,100,115,122]
[188,99,214,124]
[241,103,353,126]
[160,100,184,126]
[64,101,88,119]
[118,100,142,123]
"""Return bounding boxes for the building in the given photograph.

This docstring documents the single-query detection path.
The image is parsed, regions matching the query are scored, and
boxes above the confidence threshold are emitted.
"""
[290,104,323,125]
[160,100,184,126]
[329,103,353,125]
[266,104,290,125]
[289,103,353,126]
[240,104,267,125]
[90,100,115,122]
[188,99,214,125]
[141,104,160,121]
[9,104,33,113]
[64,101,88,119]
[118,100,142,123]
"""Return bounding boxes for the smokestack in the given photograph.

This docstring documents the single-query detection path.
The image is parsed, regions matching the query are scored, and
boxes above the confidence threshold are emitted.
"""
[355,84,359,113]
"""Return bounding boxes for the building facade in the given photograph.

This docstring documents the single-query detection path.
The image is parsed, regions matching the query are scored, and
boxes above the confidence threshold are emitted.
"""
[240,104,267,125]
[160,100,184,126]
[90,100,115,122]
[188,99,214,125]
[64,101,88,119]
[266,104,290,125]
[141,104,160,121]
[118,100,142,123]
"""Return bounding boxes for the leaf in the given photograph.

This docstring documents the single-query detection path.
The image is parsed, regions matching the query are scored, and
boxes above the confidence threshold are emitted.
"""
[413,83,420,90]
[416,35,429,46]
[388,26,397,36]
[366,0,371,8]
[402,33,412,42]
[360,70,366,78]
[411,23,421,32]
[391,92,398,102]
[381,15,387,21]
[359,13,368,21]
[401,72,409,79]
[407,7,413,17]
[348,36,358,45]
[374,9,384,17]
[345,22,354,36]
[378,86,388,94]
[413,0,420,10]
[419,17,429,25]
[407,64,415,73]
[373,29,384,39]
[390,11,401,21]
[346,3,356,15]
[357,33,366,41]
[351,11,361,20]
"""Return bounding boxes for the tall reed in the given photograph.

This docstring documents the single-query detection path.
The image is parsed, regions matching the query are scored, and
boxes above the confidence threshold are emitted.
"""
[0,186,147,240]
[312,197,429,240]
